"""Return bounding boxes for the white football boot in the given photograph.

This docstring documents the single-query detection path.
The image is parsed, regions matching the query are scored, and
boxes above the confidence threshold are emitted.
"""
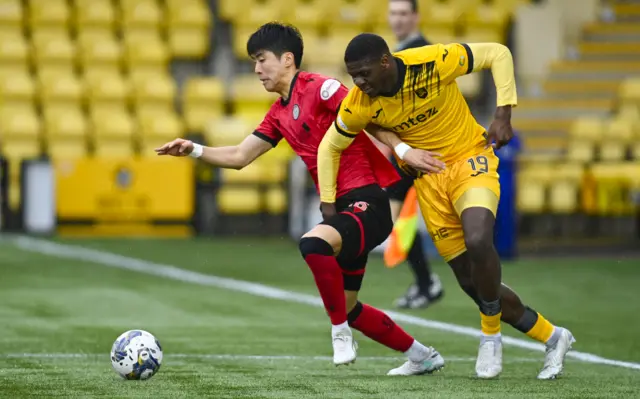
[332,327,357,366]
[475,335,503,379]
[537,328,575,380]
[387,347,446,376]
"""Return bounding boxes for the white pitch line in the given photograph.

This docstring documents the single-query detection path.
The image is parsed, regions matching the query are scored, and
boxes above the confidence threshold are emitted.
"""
[1,353,545,363]
[9,236,640,371]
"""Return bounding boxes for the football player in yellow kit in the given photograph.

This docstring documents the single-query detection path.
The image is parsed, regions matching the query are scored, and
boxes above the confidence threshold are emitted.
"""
[317,33,575,380]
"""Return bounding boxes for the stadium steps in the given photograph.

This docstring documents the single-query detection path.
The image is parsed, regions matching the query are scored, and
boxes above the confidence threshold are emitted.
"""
[516,2,640,155]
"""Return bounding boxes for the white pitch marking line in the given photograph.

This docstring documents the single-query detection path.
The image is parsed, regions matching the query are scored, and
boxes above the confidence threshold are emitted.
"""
[8,236,640,371]
[1,353,543,363]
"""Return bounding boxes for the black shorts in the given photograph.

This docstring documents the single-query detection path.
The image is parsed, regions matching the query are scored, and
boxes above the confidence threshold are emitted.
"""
[386,156,415,202]
[320,184,393,291]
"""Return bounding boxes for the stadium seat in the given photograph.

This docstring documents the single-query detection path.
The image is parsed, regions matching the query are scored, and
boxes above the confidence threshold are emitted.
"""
[631,143,640,160]
[566,140,596,163]
[43,106,86,141]
[232,25,258,59]
[0,0,22,28]
[27,0,70,35]
[182,77,225,132]
[0,33,29,74]
[73,0,116,37]
[123,34,169,77]
[0,104,41,140]
[130,73,176,116]
[206,117,253,147]
[465,3,509,42]
[165,0,211,59]
[324,0,370,30]
[94,140,135,157]
[48,139,87,160]
[84,72,130,109]
[119,0,162,36]
[78,35,122,76]
[32,35,77,77]
[265,187,287,214]
[619,77,640,106]
[90,106,135,137]
[517,163,552,213]
[0,71,35,106]
[138,110,184,140]
[240,0,283,28]
[569,116,605,142]
[548,163,583,213]
[590,162,635,215]
[606,118,635,141]
[421,1,460,34]
[284,0,325,30]
[217,187,261,214]
[230,74,278,119]
[37,72,83,110]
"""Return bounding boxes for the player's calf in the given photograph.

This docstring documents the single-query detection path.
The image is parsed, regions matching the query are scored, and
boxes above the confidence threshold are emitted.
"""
[299,233,357,365]
[347,301,445,375]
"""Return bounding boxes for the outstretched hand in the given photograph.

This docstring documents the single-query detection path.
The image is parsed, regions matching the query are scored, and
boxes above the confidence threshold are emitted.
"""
[155,138,194,156]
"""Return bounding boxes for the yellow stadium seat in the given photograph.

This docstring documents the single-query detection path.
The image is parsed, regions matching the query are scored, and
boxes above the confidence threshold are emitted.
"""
[206,117,252,146]
[78,35,122,75]
[265,187,287,214]
[548,163,583,213]
[0,104,41,140]
[619,77,640,105]
[324,0,370,30]
[217,187,261,214]
[169,28,211,59]
[517,163,552,213]
[32,35,77,77]
[0,35,28,74]
[119,0,162,34]
[0,71,35,105]
[90,107,135,139]
[631,143,640,160]
[130,73,176,113]
[84,72,130,107]
[182,77,225,132]
[27,0,70,33]
[569,116,605,142]
[421,1,461,31]
[465,3,509,40]
[123,34,169,76]
[231,74,278,119]
[284,0,325,29]
[48,140,87,160]
[566,140,595,163]
[138,110,184,140]
[0,0,22,27]
[606,118,634,141]
[38,72,83,109]
[599,142,627,162]
[221,162,262,183]
[94,140,135,157]
[217,0,252,22]
[232,25,258,60]
[163,0,211,58]
[73,0,115,35]
[259,158,287,183]
[456,73,481,97]
[241,0,283,28]
[43,106,87,140]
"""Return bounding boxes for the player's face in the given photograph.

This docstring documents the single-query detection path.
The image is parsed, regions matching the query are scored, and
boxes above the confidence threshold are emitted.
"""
[388,1,418,40]
[252,50,288,92]
[346,57,390,98]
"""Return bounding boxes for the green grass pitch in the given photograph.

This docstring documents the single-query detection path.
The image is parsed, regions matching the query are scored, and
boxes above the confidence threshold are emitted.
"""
[1,236,639,398]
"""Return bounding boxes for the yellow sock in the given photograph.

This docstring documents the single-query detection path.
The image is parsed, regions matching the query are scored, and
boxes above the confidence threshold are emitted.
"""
[526,313,555,343]
[480,312,502,335]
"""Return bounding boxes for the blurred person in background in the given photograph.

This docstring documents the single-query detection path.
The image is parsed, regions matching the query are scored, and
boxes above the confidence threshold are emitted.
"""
[386,0,444,310]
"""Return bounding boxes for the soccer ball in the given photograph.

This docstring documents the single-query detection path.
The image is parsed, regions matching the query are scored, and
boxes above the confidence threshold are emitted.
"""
[110,330,163,380]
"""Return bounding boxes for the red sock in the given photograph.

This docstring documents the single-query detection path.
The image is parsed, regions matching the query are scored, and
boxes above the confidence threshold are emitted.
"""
[349,303,414,352]
[304,254,347,325]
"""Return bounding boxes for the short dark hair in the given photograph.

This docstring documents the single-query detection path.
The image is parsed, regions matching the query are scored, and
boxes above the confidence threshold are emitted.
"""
[390,0,418,12]
[344,33,391,64]
[246,22,304,68]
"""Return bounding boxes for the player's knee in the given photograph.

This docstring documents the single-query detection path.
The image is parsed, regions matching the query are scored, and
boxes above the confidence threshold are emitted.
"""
[299,237,334,258]
[464,230,492,255]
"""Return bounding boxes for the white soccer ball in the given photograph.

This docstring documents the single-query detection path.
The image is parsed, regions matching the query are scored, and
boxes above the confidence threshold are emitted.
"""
[110,330,163,380]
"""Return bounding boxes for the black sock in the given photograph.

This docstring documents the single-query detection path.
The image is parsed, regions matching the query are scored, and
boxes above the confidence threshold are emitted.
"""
[512,306,539,333]
[407,232,433,292]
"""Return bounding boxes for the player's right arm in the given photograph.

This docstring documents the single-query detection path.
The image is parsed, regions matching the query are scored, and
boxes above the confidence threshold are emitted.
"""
[317,88,371,204]
[154,135,272,169]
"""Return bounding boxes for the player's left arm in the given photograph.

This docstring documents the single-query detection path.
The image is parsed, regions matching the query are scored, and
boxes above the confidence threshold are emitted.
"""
[466,43,517,148]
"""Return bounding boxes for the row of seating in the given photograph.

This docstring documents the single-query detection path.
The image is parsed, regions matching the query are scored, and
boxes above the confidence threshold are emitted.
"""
[0,0,211,59]
[517,161,640,215]
[220,0,528,30]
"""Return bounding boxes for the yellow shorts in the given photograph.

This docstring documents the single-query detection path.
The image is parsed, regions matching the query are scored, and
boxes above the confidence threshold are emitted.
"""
[413,148,501,262]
